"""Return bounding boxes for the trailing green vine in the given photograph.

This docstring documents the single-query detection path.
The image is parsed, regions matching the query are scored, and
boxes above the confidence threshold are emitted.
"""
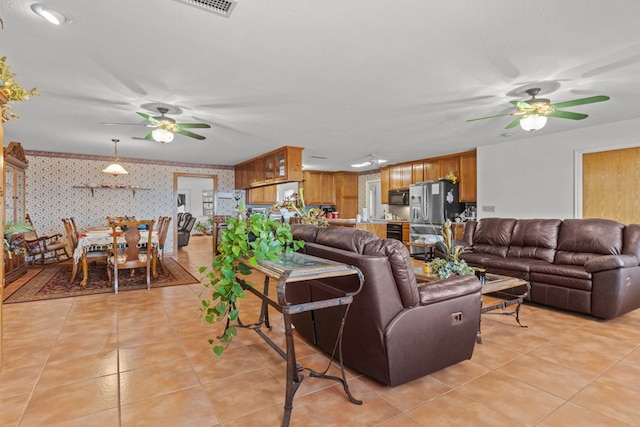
[199,209,304,356]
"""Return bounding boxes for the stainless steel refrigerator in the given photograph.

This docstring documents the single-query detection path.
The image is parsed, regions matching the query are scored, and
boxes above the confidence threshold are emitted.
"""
[409,180,463,257]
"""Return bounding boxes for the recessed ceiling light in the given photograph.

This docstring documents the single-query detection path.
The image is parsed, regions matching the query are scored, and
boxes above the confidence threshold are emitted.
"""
[31,4,70,25]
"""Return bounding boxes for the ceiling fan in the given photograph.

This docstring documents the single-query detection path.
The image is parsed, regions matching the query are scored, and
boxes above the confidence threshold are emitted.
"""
[102,106,211,142]
[467,88,610,131]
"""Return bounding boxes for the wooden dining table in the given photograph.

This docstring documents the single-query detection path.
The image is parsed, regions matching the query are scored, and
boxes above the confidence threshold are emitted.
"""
[72,227,159,287]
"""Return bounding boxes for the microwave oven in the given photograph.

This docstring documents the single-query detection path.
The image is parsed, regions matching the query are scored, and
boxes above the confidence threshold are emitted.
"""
[388,189,409,205]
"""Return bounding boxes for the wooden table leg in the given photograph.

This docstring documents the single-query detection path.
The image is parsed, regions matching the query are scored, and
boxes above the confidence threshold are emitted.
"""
[80,250,89,287]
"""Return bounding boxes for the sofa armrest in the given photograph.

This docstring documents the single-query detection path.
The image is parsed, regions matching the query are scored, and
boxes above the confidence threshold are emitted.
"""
[584,254,638,273]
[417,275,481,305]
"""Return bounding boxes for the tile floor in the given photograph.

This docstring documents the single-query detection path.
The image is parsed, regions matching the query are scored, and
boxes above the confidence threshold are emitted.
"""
[2,235,640,426]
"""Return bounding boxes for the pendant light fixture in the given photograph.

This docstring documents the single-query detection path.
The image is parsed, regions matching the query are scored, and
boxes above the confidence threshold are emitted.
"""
[102,139,128,176]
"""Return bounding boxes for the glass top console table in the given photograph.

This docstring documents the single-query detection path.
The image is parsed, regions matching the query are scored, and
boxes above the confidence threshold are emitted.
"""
[235,252,364,426]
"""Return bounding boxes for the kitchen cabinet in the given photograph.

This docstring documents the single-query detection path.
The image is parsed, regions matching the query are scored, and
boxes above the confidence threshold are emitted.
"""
[334,172,358,219]
[302,171,335,205]
[440,156,460,181]
[246,184,277,205]
[459,151,477,202]
[423,160,440,181]
[3,142,28,284]
[412,162,424,183]
[389,163,412,190]
[402,222,410,243]
[381,168,390,204]
[235,146,303,189]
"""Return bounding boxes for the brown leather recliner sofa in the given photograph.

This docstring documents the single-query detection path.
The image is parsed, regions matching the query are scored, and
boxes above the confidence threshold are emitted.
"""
[457,218,640,319]
[289,224,482,387]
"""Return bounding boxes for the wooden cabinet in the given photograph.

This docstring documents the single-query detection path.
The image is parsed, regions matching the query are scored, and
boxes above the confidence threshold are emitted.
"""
[440,156,460,180]
[459,151,477,202]
[3,142,28,284]
[334,172,358,219]
[412,162,424,183]
[302,171,335,205]
[389,163,412,190]
[402,222,410,243]
[423,160,440,181]
[246,184,277,205]
[235,146,303,189]
[381,168,390,204]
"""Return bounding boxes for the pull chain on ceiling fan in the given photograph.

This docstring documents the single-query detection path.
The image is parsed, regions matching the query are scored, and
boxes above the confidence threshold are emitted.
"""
[467,88,610,131]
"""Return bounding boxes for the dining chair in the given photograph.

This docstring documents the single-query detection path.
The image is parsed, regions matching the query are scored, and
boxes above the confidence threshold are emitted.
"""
[23,214,70,265]
[106,219,156,294]
[63,218,109,284]
[153,216,172,274]
[107,215,137,224]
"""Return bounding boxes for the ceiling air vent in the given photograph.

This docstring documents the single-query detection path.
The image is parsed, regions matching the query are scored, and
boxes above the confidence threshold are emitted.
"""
[173,0,237,18]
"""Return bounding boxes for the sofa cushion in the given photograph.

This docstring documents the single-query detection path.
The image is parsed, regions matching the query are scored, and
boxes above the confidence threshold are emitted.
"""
[291,224,319,243]
[506,219,561,263]
[417,275,481,305]
[555,219,624,266]
[363,238,420,308]
[623,224,640,260]
[315,226,378,254]
[482,257,550,274]
[472,218,517,257]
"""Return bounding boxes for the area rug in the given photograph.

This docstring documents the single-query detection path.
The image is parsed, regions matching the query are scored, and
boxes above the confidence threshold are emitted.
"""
[4,258,201,304]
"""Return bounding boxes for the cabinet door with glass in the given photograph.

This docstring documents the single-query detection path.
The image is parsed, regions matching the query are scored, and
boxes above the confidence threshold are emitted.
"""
[202,190,214,217]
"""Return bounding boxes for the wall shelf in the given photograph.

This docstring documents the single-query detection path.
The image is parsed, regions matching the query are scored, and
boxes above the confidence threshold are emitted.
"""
[73,186,150,197]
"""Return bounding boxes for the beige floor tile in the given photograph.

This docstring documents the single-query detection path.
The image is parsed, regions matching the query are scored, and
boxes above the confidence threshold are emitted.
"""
[119,357,200,404]
[0,393,30,427]
[528,341,619,376]
[457,370,565,425]
[497,353,596,400]
[405,390,525,427]
[470,340,524,369]
[428,358,491,388]
[0,363,44,399]
[36,348,118,390]
[570,379,640,425]
[359,373,452,412]
[536,402,629,427]
[118,337,188,372]
[121,386,220,427]
[46,408,120,427]
[377,413,425,427]
[20,374,119,425]
[189,344,265,383]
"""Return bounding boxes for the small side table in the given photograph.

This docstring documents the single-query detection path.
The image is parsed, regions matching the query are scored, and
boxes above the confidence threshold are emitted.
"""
[235,252,364,427]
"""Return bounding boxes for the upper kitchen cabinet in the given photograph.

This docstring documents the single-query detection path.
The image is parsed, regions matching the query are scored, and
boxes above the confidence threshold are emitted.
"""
[246,184,277,205]
[235,146,303,189]
[459,151,477,202]
[412,162,424,183]
[302,170,335,205]
[389,163,412,190]
[381,168,390,204]
[440,156,460,180]
[422,160,440,182]
[334,172,358,219]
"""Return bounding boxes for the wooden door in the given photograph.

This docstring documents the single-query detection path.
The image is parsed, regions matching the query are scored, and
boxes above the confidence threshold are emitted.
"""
[583,146,640,224]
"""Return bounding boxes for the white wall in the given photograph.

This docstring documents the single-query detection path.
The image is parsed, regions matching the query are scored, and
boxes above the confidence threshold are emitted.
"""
[478,117,640,219]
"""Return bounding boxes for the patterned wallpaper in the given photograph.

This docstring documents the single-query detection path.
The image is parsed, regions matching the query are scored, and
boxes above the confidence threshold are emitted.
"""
[24,153,237,253]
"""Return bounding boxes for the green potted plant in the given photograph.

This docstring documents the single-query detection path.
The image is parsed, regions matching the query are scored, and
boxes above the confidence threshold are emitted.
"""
[4,220,34,259]
[429,219,474,278]
[193,221,208,235]
[199,204,304,356]
[0,56,40,121]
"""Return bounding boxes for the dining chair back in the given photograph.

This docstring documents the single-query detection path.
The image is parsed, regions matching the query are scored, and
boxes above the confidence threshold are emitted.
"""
[107,216,137,224]
[24,214,70,264]
[107,219,156,294]
[154,216,172,273]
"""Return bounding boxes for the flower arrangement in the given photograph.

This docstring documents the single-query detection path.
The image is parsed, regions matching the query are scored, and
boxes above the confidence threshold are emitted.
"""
[273,188,328,226]
[3,221,34,258]
[429,219,474,278]
[0,56,40,121]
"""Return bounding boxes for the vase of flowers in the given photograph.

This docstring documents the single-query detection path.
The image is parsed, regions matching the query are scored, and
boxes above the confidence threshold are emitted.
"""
[429,219,474,278]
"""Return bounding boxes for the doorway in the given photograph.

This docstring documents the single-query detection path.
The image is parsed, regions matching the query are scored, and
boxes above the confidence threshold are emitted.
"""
[173,173,218,253]
[365,180,384,220]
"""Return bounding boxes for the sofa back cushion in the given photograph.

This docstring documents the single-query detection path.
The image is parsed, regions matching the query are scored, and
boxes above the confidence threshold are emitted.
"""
[507,219,562,262]
[363,238,420,308]
[555,218,624,265]
[472,218,517,257]
[291,224,320,243]
[623,224,640,260]
[315,226,378,254]
[461,221,477,245]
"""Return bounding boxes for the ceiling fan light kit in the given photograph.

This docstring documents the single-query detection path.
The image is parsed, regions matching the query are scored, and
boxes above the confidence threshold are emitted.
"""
[467,87,610,132]
[102,139,128,176]
[152,128,174,143]
[351,155,387,168]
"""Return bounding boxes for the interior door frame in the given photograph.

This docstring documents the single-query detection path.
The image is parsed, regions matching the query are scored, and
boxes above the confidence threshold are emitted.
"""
[173,172,218,253]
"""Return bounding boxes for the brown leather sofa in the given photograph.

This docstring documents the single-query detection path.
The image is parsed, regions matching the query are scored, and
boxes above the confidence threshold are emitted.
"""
[290,224,482,387]
[457,218,640,319]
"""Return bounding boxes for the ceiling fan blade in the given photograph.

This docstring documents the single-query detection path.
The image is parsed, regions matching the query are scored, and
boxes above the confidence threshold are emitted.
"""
[136,112,160,124]
[510,100,534,109]
[505,117,522,129]
[177,123,212,129]
[548,110,588,120]
[466,113,513,122]
[175,129,206,140]
[551,95,610,109]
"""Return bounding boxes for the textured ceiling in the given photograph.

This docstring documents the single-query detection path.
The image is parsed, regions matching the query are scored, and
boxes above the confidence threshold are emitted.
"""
[2,0,640,171]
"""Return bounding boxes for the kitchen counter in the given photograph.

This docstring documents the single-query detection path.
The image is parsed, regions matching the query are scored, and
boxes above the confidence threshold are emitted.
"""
[327,219,387,239]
